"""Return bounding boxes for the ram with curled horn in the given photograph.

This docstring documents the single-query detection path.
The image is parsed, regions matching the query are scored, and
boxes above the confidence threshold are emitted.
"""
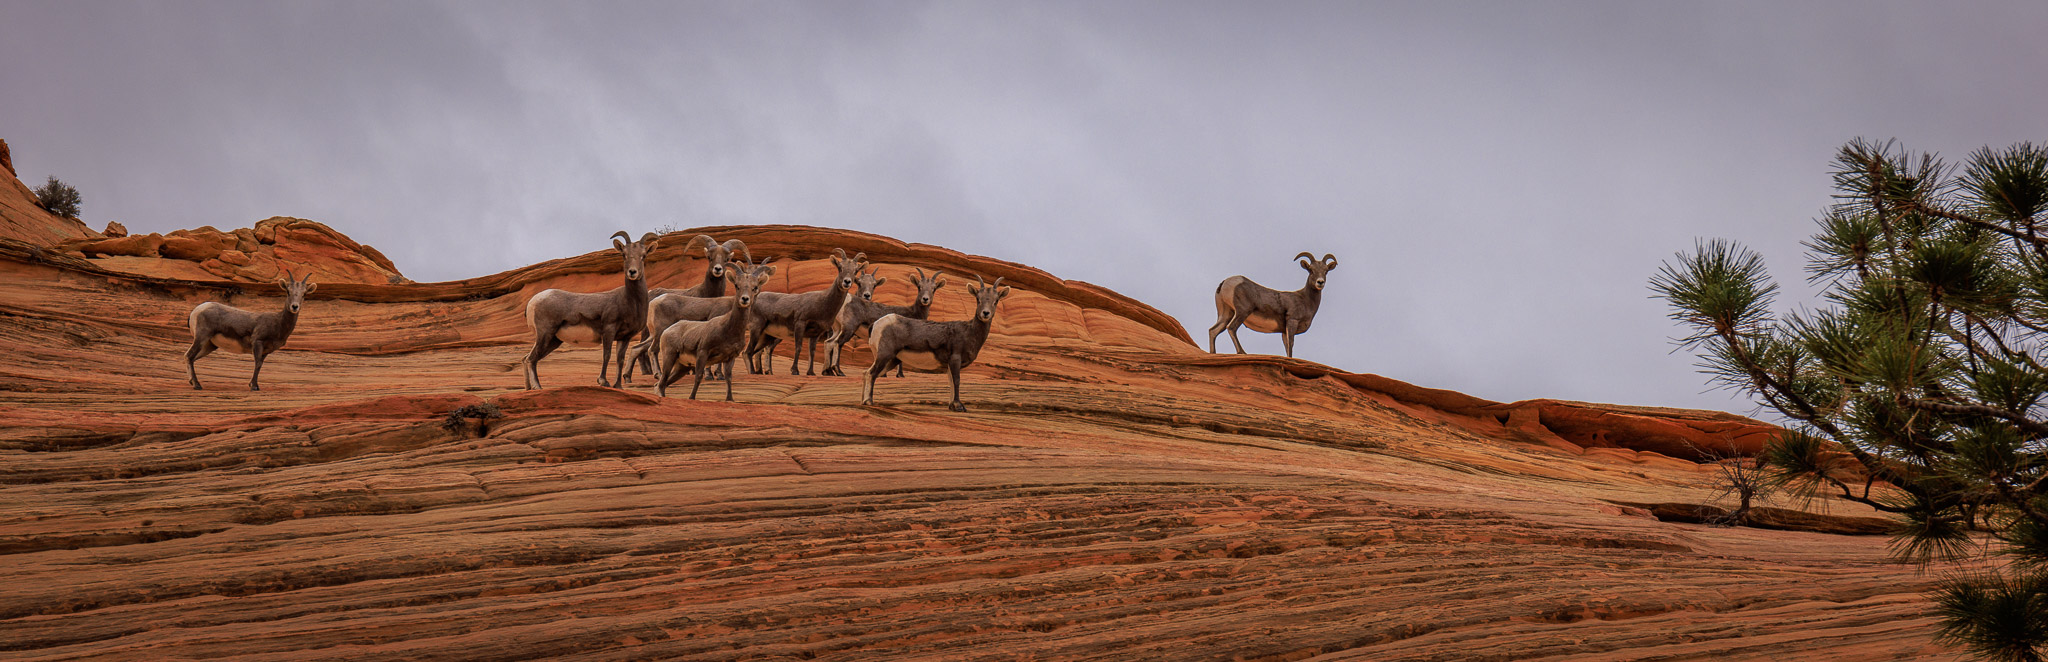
[521,230,660,389]
[1207,251,1337,358]
[625,233,754,380]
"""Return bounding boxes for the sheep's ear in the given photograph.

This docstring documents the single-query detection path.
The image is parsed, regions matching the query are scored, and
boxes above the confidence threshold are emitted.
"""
[875,277,888,287]
[305,281,317,294]
[997,286,1011,300]
[854,252,869,264]
[934,275,946,288]
[276,277,289,288]
[641,233,660,249]
[1298,258,1313,271]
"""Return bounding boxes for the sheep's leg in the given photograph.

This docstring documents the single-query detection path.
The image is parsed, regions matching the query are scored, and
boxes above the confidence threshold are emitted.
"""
[655,341,676,398]
[788,322,806,375]
[186,337,215,390]
[1281,318,1297,358]
[804,329,820,376]
[749,335,778,375]
[690,350,709,400]
[248,341,268,391]
[823,337,842,377]
[724,358,736,401]
[947,357,966,412]
[596,332,614,387]
[862,350,887,405]
[525,327,563,390]
[613,336,633,387]
[1206,310,1232,354]
[630,335,657,378]
[1225,310,1252,354]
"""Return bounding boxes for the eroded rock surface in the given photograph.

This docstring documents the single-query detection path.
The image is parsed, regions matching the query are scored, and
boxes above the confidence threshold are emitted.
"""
[0,215,1947,660]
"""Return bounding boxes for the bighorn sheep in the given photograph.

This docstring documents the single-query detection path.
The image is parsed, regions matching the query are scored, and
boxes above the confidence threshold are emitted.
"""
[745,248,868,375]
[1207,252,1337,358]
[823,266,944,377]
[652,234,751,299]
[654,260,774,400]
[862,275,1010,412]
[625,234,752,379]
[522,231,659,390]
[184,271,316,391]
[627,292,736,382]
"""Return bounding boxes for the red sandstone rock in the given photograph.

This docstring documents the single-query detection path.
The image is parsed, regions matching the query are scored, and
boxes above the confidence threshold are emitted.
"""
[0,148,96,246]
[102,220,128,238]
[0,220,1953,660]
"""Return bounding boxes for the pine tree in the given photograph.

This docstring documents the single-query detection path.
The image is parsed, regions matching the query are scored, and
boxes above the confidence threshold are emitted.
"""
[1653,138,2048,661]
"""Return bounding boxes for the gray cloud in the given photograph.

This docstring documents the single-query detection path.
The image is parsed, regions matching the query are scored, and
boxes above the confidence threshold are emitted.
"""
[3,0,2044,413]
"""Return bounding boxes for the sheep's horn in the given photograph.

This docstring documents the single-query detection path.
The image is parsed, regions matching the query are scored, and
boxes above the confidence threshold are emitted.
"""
[690,235,717,254]
[1323,253,1338,267]
[992,276,1005,288]
[640,232,658,245]
[722,240,752,265]
[832,247,848,261]
[1294,251,1315,263]
[854,251,868,263]
[913,267,925,281]
[611,231,631,249]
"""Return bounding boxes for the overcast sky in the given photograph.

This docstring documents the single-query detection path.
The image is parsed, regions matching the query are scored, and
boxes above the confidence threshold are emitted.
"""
[3,1,2044,414]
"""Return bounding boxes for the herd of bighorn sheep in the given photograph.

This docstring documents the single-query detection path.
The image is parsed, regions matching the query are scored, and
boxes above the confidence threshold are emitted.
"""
[182,230,1337,411]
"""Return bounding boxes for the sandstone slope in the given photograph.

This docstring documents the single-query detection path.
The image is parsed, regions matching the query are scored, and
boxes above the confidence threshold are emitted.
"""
[0,218,1947,660]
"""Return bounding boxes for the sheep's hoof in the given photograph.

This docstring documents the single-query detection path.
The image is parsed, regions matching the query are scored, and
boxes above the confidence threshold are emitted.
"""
[949,403,967,412]
[191,384,202,391]
[249,384,262,392]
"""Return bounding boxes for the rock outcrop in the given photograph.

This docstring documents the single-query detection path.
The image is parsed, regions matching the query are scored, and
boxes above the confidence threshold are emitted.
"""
[57,217,405,285]
[0,140,98,247]
[0,219,1949,660]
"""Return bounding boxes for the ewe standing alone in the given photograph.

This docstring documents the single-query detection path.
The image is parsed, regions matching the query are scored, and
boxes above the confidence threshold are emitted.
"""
[185,271,316,391]
[1208,252,1338,358]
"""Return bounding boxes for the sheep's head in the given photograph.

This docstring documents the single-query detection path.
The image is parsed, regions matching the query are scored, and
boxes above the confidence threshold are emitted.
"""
[966,275,1010,323]
[728,259,774,309]
[690,235,753,280]
[853,267,884,302]
[277,271,317,314]
[1296,252,1338,290]
[613,231,660,281]
[828,248,869,292]
[913,268,944,308]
